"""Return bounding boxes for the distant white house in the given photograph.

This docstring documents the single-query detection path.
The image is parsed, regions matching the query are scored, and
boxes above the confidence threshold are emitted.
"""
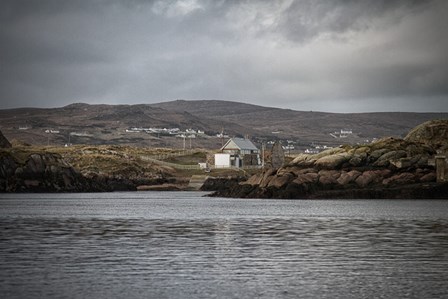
[215,138,260,168]
[45,129,60,134]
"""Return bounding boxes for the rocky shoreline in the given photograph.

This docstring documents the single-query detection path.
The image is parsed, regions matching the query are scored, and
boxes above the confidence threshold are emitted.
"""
[0,152,100,192]
[0,150,185,193]
[206,120,448,199]
[1,120,447,197]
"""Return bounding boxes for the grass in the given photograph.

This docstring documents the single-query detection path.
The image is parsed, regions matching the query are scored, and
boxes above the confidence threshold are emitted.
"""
[2,144,263,181]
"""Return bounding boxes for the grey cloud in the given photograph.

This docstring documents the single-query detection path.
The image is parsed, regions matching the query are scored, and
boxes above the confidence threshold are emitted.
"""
[0,0,446,112]
[276,0,435,42]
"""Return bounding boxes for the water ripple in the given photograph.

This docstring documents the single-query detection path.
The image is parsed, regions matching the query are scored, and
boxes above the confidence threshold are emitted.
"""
[1,194,448,298]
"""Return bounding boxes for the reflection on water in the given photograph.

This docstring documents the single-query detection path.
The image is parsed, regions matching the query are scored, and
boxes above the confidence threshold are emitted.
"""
[1,192,448,298]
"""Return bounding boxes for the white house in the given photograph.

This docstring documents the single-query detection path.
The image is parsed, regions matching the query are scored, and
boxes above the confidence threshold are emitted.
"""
[214,138,260,168]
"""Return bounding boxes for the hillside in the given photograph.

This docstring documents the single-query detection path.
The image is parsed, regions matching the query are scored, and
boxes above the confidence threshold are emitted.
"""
[1,100,447,150]
[0,103,250,149]
[153,100,448,145]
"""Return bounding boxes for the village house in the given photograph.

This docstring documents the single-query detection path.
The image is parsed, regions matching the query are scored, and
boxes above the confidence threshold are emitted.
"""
[214,138,260,168]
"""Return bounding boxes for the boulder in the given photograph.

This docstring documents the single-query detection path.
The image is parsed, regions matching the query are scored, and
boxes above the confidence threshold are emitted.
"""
[276,166,296,176]
[244,173,264,185]
[259,168,277,188]
[26,154,46,174]
[405,119,448,151]
[267,173,294,188]
[348,153,367,167]
[291,154,316,167]
[315,153,351,169]
[296,168,318,175]
[382,173,416,186]
[318,170,341,185]
[293,172,319,185]
[337,170,362,185]
[355,170,384,187]
[368,149,389,163]
[374,150,407,167]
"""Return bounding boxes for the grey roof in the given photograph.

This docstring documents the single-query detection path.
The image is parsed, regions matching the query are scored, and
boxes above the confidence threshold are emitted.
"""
[222,138,258,151]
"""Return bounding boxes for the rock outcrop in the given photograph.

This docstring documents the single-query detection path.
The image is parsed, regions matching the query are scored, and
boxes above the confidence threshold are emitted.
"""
[0,141,185,192]
[0,131,11,148]
[210,120,448,199]
[0,148,183,192]
[0,152,104,192]
[405,119,448,155]
[0,130,102,192]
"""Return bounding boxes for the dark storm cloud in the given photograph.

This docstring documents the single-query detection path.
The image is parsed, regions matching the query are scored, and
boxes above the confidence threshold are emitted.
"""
[0,0,447,112]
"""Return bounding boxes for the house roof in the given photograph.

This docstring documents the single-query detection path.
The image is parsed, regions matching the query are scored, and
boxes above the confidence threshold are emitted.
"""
[221,138,258,151]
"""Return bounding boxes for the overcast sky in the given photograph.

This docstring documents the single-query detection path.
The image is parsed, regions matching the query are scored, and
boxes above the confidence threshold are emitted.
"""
[1,0,447,112]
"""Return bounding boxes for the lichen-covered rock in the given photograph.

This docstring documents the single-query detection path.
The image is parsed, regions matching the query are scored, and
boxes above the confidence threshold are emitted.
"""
[374,150,407,167]
[315,153,351,169]
[291,154,317,167]
[405,119,448,151]
[369,149,389,163]
[348,153,367,167]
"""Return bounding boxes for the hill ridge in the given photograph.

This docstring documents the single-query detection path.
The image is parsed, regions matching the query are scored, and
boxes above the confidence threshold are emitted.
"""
[1,100,447,149]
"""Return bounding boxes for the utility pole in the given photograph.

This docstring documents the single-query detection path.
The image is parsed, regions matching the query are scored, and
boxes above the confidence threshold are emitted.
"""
[221,127,224,147]
[261,142,265,168]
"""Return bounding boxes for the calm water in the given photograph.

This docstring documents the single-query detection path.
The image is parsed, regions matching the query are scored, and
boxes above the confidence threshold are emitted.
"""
[1,192,448,299]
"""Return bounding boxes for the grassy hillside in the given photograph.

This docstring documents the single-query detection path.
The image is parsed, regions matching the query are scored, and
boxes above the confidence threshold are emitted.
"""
[1,101,447,150]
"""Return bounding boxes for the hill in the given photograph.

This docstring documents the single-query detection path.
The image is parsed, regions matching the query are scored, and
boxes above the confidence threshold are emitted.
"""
[152,100,448,146]
[0,100,447,150]
[0,103,249,149]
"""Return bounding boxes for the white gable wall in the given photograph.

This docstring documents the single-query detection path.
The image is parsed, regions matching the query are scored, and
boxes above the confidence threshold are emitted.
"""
[214,153,231,168]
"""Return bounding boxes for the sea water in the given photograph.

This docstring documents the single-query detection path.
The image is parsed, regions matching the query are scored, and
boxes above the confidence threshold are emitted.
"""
[1,192,448,298]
